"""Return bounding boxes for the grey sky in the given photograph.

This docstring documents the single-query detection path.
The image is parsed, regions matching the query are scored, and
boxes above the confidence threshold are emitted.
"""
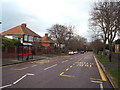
[1,0,95,41]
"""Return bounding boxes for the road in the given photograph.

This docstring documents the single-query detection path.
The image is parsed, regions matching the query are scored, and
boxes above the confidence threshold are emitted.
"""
[1,52,113,89]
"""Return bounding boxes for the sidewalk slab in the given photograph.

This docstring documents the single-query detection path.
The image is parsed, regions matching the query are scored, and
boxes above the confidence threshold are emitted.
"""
[1,55,48,66]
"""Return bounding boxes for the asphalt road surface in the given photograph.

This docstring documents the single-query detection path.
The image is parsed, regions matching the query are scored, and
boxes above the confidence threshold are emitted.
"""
[1,52,113,89]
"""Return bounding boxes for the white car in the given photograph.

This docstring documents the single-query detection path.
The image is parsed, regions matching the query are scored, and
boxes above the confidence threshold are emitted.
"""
[68,51,74,55]
[74,51,78,54]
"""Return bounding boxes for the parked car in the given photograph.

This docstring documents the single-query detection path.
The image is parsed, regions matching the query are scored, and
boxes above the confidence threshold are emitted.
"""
[68,51,74,55]
[74,51,78,54]
[80,51,84,54]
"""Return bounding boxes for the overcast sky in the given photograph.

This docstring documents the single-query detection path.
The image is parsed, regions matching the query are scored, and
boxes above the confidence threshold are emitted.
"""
[1,0,97,41]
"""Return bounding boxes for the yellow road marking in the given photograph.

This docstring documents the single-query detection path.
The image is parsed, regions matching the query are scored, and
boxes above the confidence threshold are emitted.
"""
[60,72,64,75]
[11,67,28,71]
[70,65,73,68]
[90,65,92,67]
[66,68,69,71]
[94,56,107,81]
[60,75,74,77]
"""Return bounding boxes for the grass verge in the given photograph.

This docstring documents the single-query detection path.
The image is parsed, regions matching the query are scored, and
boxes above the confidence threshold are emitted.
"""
[95,54,120,88]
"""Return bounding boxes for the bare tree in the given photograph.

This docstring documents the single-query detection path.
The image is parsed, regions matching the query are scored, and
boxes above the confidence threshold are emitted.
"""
[89,1,119,52]
[67,35,87,51]
[47,24,74,50]
[90,39,104,54]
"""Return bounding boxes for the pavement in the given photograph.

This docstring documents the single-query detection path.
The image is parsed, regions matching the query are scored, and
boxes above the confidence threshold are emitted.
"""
[1,55,47,66]
[1,52,114,89]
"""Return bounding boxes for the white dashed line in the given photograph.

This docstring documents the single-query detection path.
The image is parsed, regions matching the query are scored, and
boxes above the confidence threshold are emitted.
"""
[62,60,68,63]
[44,64,57,70]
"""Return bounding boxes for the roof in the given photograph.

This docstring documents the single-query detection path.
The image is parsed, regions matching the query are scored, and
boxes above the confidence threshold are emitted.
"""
[1,24,41,37]
[41,34,54,43]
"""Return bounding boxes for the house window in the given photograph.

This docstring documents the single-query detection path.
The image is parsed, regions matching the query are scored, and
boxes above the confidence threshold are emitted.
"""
[37,37,41,42]
[13,36,18,39]
[33,37,36,42]
[29,36,33,42]
[24,35,28,41]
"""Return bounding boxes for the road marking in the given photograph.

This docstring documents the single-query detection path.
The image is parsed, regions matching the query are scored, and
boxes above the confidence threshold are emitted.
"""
[44,64,57,70]
[60,72,64,76]
[31,65,37,67]
[66,68,69,71]
[91,80,103,90]
[0,84,12,89]
[62,60,68,63]
[60,75,74,77]
[13,73,34,84]
[70,65,73,68]
[90,78,103,81]
[94,56,107,81]
[59,72,74,77]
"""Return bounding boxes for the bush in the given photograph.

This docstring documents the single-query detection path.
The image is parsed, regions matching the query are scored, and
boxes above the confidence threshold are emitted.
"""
[115,39,120,44]
[2,38,20,47]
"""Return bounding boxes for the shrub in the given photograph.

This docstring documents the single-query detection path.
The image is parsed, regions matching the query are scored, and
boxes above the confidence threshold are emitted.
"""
[2,38,20,47]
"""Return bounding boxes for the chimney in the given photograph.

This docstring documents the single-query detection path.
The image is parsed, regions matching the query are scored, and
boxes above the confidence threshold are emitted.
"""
[21,24,27,27]
[45,33,48,37]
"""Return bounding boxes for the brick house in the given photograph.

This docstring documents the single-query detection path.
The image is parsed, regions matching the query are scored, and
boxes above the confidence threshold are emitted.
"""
[115,44,120,52]
[1,24,41,44]
[41,33,54,49]
[1,24,42,57]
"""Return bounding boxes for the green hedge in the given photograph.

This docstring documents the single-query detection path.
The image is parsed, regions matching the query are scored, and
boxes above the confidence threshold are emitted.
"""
[2,38,20,47]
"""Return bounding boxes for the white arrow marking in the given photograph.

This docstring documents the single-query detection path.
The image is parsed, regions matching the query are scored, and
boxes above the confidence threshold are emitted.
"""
[0,84,12,89]
[13,73,34,84]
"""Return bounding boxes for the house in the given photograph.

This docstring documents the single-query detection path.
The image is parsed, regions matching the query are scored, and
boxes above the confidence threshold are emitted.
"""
[54,40,65,49]
[115,44,120,52]
[41,33,54,49]
[1,24,41,44]
[115,39,120,52]
[1,24,42,56]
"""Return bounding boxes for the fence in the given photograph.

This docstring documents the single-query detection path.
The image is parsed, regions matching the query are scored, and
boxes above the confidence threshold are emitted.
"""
[2,46,63,59]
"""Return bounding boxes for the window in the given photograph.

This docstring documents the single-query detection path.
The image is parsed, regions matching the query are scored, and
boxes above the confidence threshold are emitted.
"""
[29,36,33,42]
[13,36,18,39]
[37,37,41,42]
[33,37,36,42]
[24,35,28,41]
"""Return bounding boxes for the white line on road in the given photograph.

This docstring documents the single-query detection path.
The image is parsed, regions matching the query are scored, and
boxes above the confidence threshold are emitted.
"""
[44,64,57,70]
[62,60,68,63]
[13,73,34,84]
[0,84,12,89]
[91,80,103,90]
[100,83,104,90]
